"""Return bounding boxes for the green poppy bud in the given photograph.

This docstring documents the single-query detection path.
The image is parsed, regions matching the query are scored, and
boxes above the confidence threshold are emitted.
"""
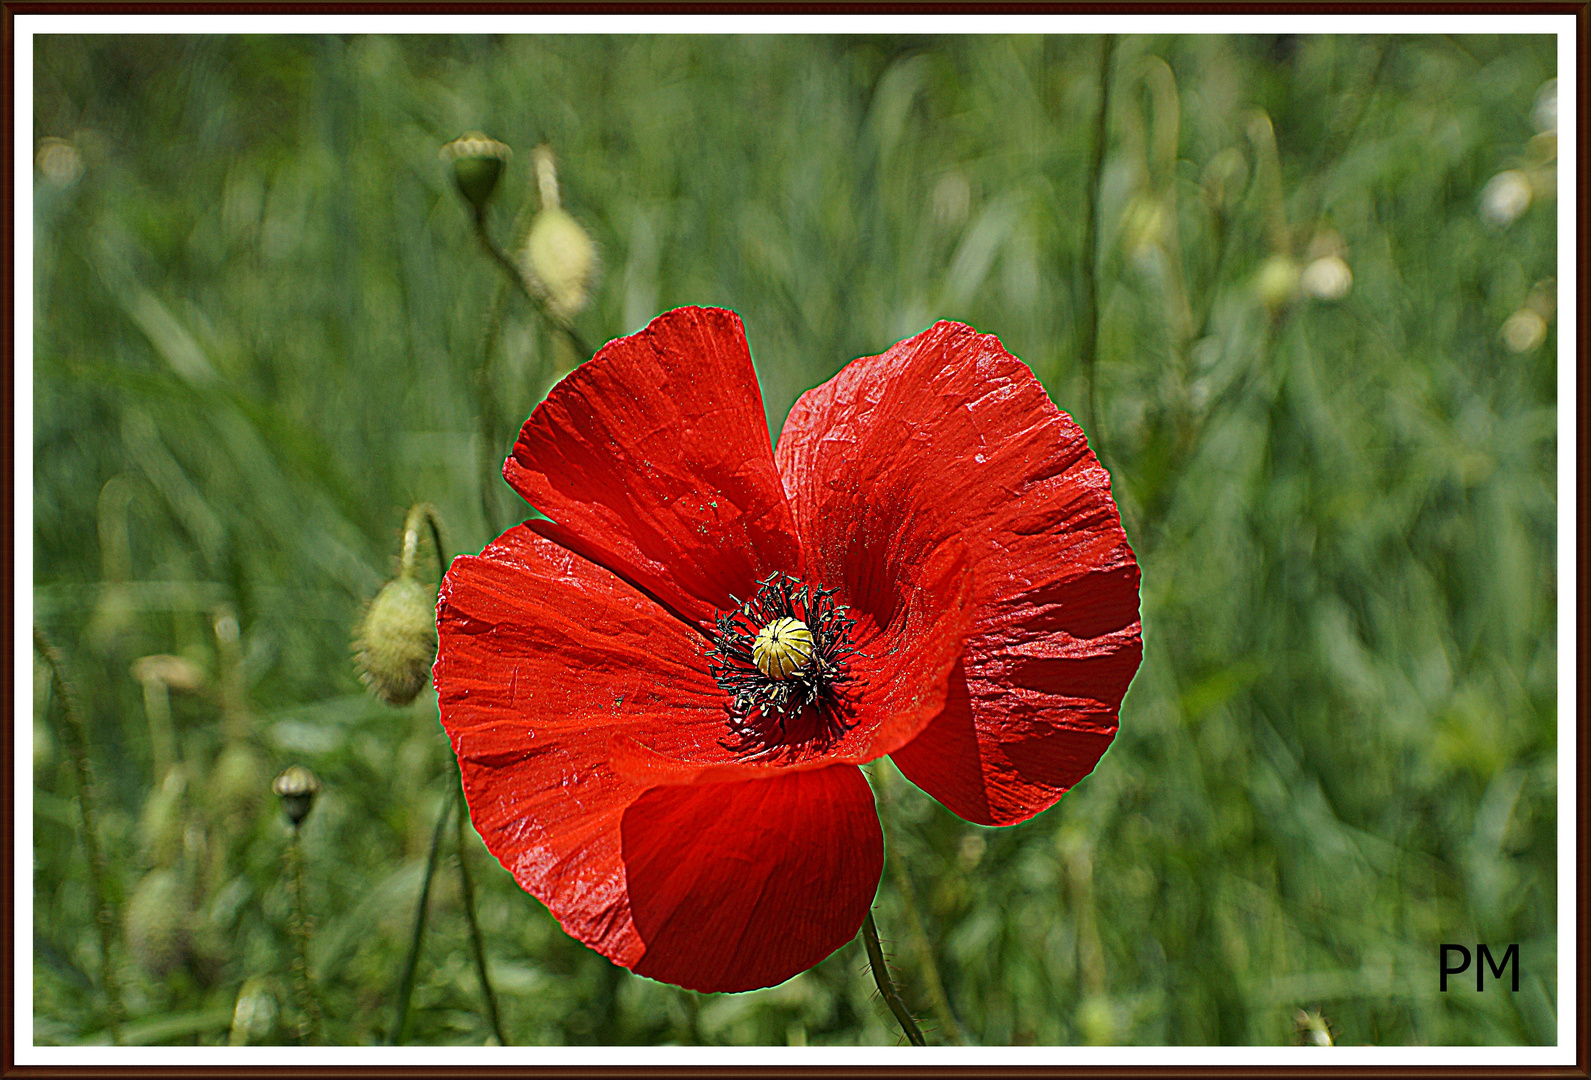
[212,743,268,828]
[138,765,188,868]
[353,577,437,706]
[229,976,280,1045]
[441,133,510,215]
[125,868,192,977]
[1256,254,1301,310]
[524,207,597,322]
[272,764,321,827]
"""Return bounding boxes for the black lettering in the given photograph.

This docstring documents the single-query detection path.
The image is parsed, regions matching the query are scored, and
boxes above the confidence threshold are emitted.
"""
[1477,943,1519,992]
[1440,944,1471,991]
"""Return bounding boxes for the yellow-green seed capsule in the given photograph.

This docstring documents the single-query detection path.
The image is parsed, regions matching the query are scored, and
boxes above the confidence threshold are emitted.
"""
[440,132,511,215]
[273,764,321,827]
[752,617,814,680]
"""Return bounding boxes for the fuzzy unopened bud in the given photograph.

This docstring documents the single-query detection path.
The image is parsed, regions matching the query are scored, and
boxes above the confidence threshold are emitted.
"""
[125,868,192,977]
[1533,78,1557,134]
[354,577,437,706]
[36,136,83,187]
[229,976,280,1045]
[1480,170,1532,228]
[1201,148,1249,216]
[1501,308,1548,353]
[524,207,597,321]
[138,765,188,867]
[213,743,268,826]
[273,764,321,827]
[441,133,510,215]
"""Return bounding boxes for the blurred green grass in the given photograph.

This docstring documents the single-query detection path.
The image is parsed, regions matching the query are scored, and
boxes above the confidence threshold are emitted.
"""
[32,33,1557,1046]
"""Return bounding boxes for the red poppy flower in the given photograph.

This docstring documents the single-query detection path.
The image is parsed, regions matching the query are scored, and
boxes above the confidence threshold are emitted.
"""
[435,307,1141,993]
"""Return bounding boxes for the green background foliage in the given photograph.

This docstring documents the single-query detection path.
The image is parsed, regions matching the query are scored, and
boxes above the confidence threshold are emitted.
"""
[32,33,1557,1046]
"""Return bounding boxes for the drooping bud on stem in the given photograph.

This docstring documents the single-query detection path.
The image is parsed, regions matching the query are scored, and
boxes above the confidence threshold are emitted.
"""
[522,145,597,323]
[354,504,447,707]
[130,653,205,781]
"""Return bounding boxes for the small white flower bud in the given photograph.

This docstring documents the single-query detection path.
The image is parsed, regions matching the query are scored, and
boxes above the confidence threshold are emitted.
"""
[1480,171,1532,228]
[1501,308,1548,353]
[1301,255,1352,301]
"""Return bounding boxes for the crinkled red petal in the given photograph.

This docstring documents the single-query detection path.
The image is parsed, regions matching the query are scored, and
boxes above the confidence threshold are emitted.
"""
[777,321,1142,826]
[623,765,881,993]
[504,306,804,632]
[434,524,882,991]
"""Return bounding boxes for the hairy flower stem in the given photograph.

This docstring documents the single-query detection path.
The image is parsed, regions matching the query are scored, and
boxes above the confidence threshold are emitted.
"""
[454,779,507,1045]
[876,764,966,1043]
[33,628,123,1044]
[861,910,926,1046]
[1079,33,1116,460]
[472,274,511,538]
[472,205,593,361]
[399,503,448,585]
[286,825,321,1044]
[469,201,588,538]
[389,789,454,1044]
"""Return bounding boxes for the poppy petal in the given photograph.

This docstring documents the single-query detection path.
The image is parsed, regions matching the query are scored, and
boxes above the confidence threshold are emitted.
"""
[434,524,724,968]
[776,321,1142,826]
[504,306,804,631]
[622,765,881,993]
[436,526,883,991]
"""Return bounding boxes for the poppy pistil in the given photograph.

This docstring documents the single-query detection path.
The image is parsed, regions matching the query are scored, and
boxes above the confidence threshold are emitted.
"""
[753,616,815,679]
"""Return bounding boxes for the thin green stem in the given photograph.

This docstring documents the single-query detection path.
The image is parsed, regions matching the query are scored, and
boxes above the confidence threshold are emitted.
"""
[860,909,925,1047]
[597,956,625,1042]
[389,789,454,1045]
[454,780,506,1045]
[33,627,123,1044]
[1079,34,1116,460]
[876,765,965,1043]
[1192,210,1230,346]
[473,206,534,304]
[399,503,449,586]
[473,277,511,539]
[467,193,595,540]
[473,205,594,360]
[286,827,321,1044]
